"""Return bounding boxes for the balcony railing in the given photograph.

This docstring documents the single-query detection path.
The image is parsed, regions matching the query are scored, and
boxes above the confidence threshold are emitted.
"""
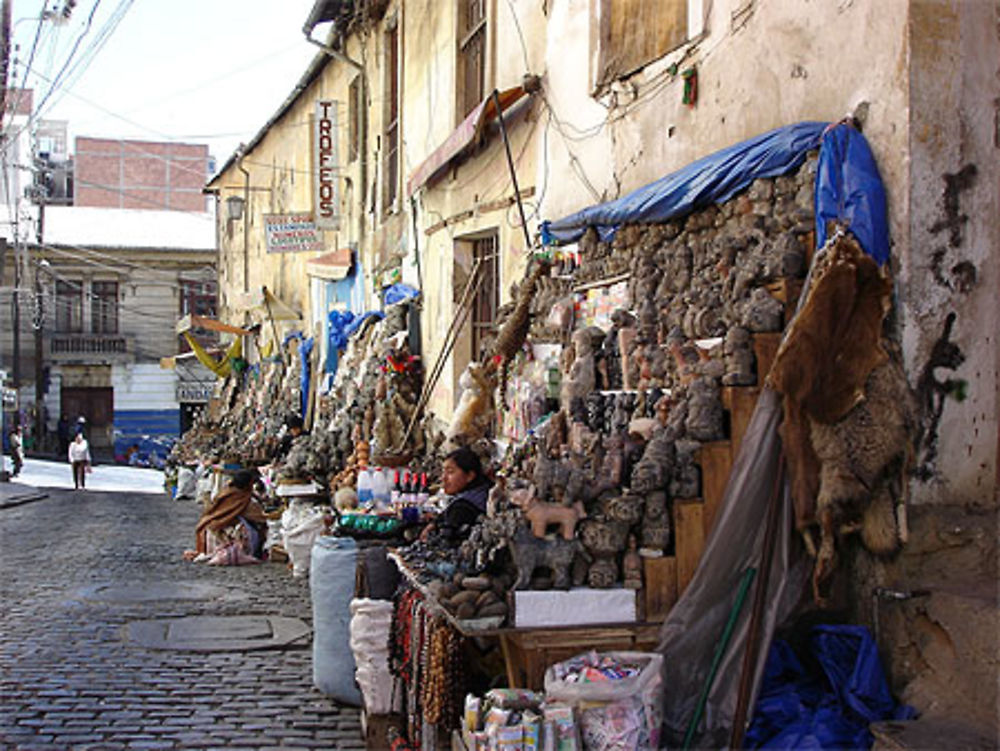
[49,333,131,359]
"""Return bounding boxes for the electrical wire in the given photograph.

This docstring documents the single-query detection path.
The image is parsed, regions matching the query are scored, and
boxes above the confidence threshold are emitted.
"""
[2,1,49,135]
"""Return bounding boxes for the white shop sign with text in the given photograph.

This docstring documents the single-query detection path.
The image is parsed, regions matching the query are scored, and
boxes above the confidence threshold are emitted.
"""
[313,100,340,231]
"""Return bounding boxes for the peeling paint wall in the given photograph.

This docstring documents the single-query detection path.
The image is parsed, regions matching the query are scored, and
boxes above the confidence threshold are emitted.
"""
[903,0,999,507]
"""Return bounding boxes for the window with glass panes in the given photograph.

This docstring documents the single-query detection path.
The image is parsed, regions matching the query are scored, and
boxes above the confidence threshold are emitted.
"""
[91,281,119,334]
[55,280,83,333]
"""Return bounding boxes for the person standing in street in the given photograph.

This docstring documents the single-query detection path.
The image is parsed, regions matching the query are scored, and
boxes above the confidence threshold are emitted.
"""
[68,432,91,490]
[9,426,24,477]
[56,414,71,457]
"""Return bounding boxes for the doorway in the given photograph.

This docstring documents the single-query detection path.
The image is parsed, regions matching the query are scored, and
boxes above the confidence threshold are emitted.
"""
[61,387,114,451]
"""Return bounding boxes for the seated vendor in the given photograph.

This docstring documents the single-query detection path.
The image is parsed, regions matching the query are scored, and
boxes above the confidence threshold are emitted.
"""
[275,414,307,460]
[183,469,268,562]
[422,447,493,543]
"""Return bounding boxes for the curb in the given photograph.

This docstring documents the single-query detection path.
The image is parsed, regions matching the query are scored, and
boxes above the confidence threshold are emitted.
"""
[0,489,49,509]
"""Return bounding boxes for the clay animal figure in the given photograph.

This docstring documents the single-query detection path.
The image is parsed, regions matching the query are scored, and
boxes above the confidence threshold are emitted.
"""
[509,525,589,590]
[514,486,586,540]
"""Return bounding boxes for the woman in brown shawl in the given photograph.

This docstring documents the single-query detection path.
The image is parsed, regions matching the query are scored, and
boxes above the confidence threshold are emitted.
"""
[184,469,268,561]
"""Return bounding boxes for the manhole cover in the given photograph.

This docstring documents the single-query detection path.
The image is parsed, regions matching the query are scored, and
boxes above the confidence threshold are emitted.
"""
[126,615,311,652]
[77,582,247,603]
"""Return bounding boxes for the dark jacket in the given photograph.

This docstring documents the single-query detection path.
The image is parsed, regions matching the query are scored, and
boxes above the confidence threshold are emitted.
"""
[437,479,491,542]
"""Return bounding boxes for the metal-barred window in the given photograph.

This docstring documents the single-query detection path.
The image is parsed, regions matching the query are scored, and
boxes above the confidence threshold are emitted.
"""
[471,234,498,363]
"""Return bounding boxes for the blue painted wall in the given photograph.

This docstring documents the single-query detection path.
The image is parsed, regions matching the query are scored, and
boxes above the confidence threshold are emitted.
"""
[113,409,179,467]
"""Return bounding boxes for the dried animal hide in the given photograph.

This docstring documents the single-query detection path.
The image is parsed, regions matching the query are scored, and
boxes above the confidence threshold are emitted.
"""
[444,362,495,450]
[769,233,893,424]
[808,357,916,603]
[770,232,894,531]
[492,258,551,395]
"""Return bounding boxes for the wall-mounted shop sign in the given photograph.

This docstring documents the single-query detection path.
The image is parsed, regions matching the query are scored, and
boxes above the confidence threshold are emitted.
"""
[263,214,325,253]
[314,100,340,231]
[176,382,214,403]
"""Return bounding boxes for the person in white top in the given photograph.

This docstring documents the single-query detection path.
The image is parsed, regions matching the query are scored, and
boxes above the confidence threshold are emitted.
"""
[9,426,24,477]
[68,432,91,490]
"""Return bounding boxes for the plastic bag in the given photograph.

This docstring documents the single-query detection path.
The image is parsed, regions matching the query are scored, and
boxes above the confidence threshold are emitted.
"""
[349,598,396,714]
[545,651,663,751]
[311,537,361,705]
[281,500,327,577]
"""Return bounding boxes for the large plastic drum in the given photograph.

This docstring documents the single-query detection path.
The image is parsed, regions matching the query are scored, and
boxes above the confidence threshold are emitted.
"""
[310,535,362,705]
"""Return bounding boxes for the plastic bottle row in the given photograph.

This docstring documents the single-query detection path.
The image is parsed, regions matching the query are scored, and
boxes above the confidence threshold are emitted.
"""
[356,466,430,513]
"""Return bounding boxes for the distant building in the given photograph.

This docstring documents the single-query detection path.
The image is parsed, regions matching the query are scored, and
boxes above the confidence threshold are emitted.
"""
[73,136,211,212]
[29,206,218,459]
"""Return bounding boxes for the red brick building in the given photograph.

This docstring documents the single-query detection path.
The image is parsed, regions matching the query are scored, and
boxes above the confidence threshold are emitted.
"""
[73,137,210,212]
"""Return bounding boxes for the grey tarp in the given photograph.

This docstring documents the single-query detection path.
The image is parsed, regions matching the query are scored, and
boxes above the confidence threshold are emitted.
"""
[657,388,810,748]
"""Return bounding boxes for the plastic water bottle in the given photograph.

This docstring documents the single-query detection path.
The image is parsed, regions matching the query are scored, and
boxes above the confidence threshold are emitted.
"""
[357,467,373,507]
[371,467,390,511]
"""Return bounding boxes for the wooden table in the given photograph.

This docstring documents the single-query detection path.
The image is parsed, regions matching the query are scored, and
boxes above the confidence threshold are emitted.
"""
[388,550,664,690]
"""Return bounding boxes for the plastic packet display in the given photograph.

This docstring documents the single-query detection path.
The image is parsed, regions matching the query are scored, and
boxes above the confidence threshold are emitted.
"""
[486,688,545,711]
[544,652,663,751]
[542,703,581,751]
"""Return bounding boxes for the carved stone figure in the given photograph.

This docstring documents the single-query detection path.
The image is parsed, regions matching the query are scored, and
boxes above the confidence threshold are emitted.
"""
[587,556,618,589]
[685,376,725,442]
[622,535,642,590]
[722,326,756,386]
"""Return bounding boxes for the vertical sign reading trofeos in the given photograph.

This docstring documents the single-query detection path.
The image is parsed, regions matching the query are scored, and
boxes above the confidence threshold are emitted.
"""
[314,100,340,231]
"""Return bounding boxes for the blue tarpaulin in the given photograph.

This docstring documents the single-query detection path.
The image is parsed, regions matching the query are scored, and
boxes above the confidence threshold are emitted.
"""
[541,121,828,245]
[745,625,916,750]
[299,337,314,419]
[815,122,889,265]
[344,311,384,339]
[541,120,890,267]
[383,283,420,306]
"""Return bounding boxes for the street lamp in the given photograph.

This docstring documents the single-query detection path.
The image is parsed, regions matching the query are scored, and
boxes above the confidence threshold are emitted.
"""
[225,195,245,221]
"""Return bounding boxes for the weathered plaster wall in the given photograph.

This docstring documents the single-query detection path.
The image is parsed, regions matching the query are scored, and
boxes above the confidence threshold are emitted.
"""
[903,0,999,507]
[404,0,543,419]
[540,0,910,239]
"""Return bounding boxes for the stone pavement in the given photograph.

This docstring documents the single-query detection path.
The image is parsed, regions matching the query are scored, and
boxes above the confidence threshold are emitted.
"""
[0,480,47,509]
[0,487,365,750]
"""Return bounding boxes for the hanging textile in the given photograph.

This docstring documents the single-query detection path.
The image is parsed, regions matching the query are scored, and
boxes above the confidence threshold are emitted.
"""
[183,333,242,379]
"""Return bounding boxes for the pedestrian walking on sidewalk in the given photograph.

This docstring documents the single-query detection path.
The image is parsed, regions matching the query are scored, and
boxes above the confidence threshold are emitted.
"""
[68,432,91,489]
[9,426,24,477]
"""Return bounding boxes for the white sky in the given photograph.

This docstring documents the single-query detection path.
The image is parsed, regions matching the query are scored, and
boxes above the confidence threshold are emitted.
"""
[9,0,321,168]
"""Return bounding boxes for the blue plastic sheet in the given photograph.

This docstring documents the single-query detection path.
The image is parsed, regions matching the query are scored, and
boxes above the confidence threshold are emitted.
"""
[383,283,420,306]
[299,336,314,419]
[815,122,890,266]
[746,625,916,750]
[343,310,383,339]
[541,122,828,244]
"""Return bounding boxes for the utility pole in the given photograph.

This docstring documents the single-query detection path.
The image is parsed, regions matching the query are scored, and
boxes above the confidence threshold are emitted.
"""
[0,0,11,122]
[32,202,44,448]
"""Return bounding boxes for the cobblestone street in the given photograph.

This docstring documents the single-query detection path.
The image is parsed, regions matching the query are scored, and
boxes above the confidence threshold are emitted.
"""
[0,487,363,751]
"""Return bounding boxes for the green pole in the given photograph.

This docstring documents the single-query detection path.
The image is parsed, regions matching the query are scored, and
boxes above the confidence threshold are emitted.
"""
[681,566,757,751]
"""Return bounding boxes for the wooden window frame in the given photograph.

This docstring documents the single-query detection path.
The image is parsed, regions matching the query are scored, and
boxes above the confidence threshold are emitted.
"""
[54,279,83,333]
[594,0,694,92]
[457,0,489,123]
[383,22,400,214]
[90,280,119,335]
